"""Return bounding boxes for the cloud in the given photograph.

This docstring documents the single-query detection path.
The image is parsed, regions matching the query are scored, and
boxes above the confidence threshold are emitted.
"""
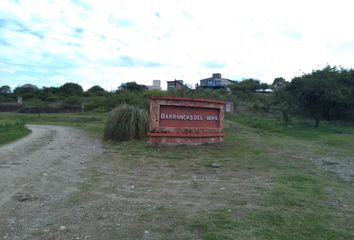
[283,31,302,39]
[71,0,93,10]
[116,55,165,68]
[116,19,136,28]
[1,0,354,90]
[73,27,84,34]
[0,67,15,74]
[202,61,227,69]
[333,40,354,55]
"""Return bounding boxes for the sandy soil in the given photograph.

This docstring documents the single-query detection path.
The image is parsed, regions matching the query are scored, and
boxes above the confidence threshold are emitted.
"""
[0,125,102,240]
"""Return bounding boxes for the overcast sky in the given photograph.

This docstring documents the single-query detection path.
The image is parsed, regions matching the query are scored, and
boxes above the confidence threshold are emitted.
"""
[1,0,354,90]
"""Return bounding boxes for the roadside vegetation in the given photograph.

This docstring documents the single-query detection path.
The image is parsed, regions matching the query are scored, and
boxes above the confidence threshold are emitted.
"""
[104,104,149,141]
[1,109,353,239]
[0,119,31,146]
[0,65,353,239]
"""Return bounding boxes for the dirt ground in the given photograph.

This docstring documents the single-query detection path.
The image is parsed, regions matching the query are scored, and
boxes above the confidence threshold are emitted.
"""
[0,125,103,240]
[0,125,265,240]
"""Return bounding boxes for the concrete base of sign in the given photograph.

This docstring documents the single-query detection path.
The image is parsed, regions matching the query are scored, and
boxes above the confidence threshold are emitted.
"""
[148,96,225,145]
[148,133,224,146]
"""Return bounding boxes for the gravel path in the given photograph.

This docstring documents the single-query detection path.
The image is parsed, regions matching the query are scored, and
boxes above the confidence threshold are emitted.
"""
[0,125,102,240]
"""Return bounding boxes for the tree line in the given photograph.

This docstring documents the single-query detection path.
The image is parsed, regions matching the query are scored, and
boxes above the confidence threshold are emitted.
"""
[273,66,354,127]
[0,83,107,100]
[1,65,353,127]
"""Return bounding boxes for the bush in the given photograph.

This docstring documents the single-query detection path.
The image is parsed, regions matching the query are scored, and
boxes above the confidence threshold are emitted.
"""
[61,96,82,109]
[104,104,149,141]
[83,96,108,111]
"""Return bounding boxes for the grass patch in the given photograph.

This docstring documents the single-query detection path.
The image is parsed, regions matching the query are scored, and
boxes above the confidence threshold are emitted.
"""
[0,119,31,145]
[1,112,353,239]
[190,171,353,240]
[108,116,354,239]
[0,112,106,138]
[232,114,354,144]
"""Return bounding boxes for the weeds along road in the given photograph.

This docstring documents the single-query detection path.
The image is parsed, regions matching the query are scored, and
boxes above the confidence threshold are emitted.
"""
[0,125,102,239]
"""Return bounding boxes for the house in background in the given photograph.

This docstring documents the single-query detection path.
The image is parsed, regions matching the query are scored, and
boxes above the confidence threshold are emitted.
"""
[167,79,185,91]
[146,80,161,90]
[200,73,233,89]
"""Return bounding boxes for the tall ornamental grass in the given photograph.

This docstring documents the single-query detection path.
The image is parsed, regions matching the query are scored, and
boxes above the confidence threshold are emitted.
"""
[104,104,149,141]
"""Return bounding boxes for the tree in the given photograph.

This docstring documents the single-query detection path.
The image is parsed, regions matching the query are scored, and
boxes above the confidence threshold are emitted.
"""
[60,82,83,96]
[231,78,261,92]
[0,85,11,94]
[342,69,354,114]
[43,86,60,95]
[285,66,351,127]
[119,82,145,91]
[273,84,299,127]
[13,84,38,99]
[260,82,270,91]
[31,99,48,117]
[229,78,262,101]
[272,77,287,89]
[87,85,107,95]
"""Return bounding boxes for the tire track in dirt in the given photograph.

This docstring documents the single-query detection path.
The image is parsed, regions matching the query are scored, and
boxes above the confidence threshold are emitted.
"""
[0,125,102,240]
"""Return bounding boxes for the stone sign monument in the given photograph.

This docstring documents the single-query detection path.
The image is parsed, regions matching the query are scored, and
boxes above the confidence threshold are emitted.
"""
[148,96,225,145]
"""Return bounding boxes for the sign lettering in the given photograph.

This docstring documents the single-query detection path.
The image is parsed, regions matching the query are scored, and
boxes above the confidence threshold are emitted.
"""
[160,113,218,121]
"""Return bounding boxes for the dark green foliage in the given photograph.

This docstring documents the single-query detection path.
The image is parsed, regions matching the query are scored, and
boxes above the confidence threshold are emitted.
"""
[43,86,61,95]
[44,94,59,102]
[107,90,167,110]
[251,96,273,113]
[0,94,15,103]
[30,99,47,117]
[259,82,270,91]
[13,84,38,99]
[273,86,298,127]
[119,82,145,91]
[103,104,149,141]
[278,65,354,127]
[61,96,82,109]
[272,77,287,89]
[230,78,262,93]
[86,85,107,95]
[0,85,11,94]
[228,79,264,101]
[173,87,229,100]
[60,82,83,96]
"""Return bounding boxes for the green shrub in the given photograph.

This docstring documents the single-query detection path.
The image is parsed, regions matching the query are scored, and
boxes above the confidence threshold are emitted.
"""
[103,104,149,141]
[61,96,82,109]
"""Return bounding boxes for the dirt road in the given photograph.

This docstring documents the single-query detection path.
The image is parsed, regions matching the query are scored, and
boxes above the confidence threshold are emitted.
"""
[0,124,266,239]
[0,125,102,240]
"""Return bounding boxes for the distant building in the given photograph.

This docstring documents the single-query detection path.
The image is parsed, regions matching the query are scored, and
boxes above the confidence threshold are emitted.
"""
[167,79,185,91]
[146,80,161,90]
[200,73,233,89]
[225,101,234,113]
[256,88,274,93]
[17,96,23,105]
